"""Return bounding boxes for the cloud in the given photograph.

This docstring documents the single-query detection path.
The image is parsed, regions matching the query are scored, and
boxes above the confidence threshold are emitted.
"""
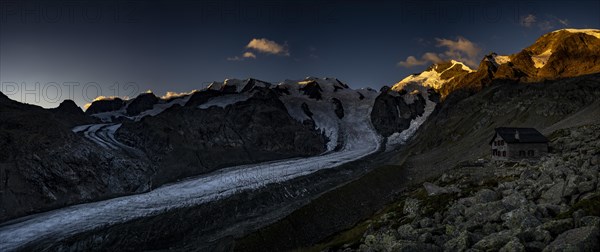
[538,20,554,31]
[557,18,569,27]
[521,14,569,31]
[161,90,198,100]
[520,14,537,27]
[397,36,481,68]
[243,52,256,59]
[227,51,258,61]
[308,46,318,59]
[397,56,428,67]
[246,38,289,56]
[227,56,243,61]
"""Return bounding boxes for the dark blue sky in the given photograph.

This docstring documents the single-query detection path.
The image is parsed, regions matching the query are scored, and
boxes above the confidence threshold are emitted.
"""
[1,0,599,108]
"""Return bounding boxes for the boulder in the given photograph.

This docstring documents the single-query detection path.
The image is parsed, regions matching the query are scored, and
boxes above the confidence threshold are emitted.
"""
[474,188,499,203]
[564,175,584,196]
[580,216,600,228]
[418,232,433,243]
[419,217,434,228]
[540,181,565,205]
[443,231,471,252]
[499,237,526,252]
[517,227,552,244]
[542,218,574,236]
[391,241,442,252]
[501,207,541,230]
[464,201,506,224]
[423,182,460,196]
[543,226,599,252]
[473,230,514,251]
[403,198,421,218]
[501,192,531,211]
[578,181,595,194]
[397,224,419,241]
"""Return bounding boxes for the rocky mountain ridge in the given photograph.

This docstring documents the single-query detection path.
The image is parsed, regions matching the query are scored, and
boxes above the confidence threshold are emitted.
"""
[392,28,600,98]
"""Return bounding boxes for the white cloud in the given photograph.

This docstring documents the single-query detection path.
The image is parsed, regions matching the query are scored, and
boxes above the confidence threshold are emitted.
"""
[397,36,481,68]
[243,52,256,59]
[522,14,570,31]
[558,18,569,27]
[227,56,244,61]
[227,51,258,61]
[246,38,289,56]
[397,56,428,67]
[538,20,554,31]
[161,90,198,100]
[521,14,537,27]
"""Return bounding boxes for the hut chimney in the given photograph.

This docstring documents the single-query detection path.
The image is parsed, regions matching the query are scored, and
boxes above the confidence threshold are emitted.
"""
[515,130,520,141]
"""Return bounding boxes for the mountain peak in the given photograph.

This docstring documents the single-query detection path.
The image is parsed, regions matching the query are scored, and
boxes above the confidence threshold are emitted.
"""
[550,28,600,39]
[53,100,84,115]
[391,60,473,91]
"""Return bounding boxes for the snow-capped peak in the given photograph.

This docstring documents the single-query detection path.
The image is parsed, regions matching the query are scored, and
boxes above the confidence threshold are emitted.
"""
[450,60,475,73]
[391,60,472,91]
[485,53,511,67]
[552,28,600,39]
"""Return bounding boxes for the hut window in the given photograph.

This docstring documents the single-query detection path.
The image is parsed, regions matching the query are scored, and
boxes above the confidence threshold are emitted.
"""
[493,150,497,155]
[502,151,506,157]
[527,150,534,156]
[519,150,526,157]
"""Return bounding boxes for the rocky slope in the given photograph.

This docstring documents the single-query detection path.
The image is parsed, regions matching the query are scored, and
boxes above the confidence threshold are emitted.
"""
[0,94,153,222]
[345,124,600,252]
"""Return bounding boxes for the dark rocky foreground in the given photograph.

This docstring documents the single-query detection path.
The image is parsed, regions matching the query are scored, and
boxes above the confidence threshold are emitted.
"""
[337,125,600,252]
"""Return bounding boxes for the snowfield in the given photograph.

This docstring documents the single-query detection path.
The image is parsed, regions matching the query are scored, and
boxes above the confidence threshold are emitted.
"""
[391,60,472,91]
[0,78,385,251]
[532,49,553,68]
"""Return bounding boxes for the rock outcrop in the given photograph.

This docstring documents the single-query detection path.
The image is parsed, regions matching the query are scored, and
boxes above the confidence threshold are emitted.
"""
[0,96,152,222]
[126,92,159,116]
[85,98,125,115]
[370,89,427,137]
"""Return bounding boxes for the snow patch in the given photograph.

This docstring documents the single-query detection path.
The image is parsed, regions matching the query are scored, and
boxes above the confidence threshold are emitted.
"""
[198,92,254,109]
[386,98,436,149]
[89,95,191,122]
[451,60,475,73]
[392,60,472,91]
[532,49,553,68]
[553,28,600,39]
[488,54,511,67]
